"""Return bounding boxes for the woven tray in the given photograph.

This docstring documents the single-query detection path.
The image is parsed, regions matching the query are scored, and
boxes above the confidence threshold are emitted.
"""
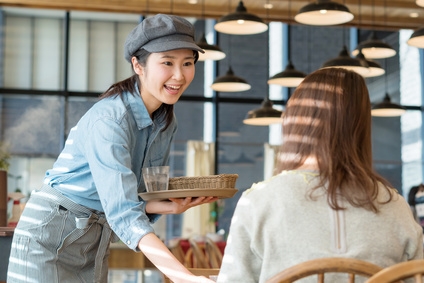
[169,174,238,190]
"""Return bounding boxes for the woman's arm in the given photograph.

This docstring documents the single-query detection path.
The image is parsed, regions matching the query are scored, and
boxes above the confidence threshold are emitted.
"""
[138,233,215,283]
[142,197,218,282]
[146,196,217,215]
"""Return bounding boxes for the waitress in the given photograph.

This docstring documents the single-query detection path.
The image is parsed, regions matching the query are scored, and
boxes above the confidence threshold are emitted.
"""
[7,14,216,283]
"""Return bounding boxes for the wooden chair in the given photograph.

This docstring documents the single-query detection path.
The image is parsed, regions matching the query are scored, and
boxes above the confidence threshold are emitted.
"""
[189,268,220,277]
[205,237,223,268]
[162,268,220,283]
[168,240,186,265]
[186,238,210,268]
[266,257,383,283]
[365,259,424,283]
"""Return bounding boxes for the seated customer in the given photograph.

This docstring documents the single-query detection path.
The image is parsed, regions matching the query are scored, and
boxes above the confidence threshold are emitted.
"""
[217,68,423,283]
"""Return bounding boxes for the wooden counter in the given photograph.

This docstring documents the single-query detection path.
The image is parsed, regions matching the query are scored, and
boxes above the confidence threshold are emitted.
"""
[108,242,155,269]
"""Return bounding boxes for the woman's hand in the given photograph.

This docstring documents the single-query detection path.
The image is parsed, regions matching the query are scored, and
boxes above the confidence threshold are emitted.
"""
[138,233,217,283]
[145,196,218,214]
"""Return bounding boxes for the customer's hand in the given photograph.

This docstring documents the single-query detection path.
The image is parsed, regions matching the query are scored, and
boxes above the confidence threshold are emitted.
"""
[146,196,217,214]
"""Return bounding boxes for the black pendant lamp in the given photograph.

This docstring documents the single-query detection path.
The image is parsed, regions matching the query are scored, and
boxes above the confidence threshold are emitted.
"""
[371,93,406,117]
[268,61,307,87]
[407,27,424,49]
[196,0,226,61]
[197,33,226,61]
[214,1,268,35]
[352,32,396,59]
[353,0,396,59]
[269,6,306,88]
[321,45,370,77]
[244,14,282,126]
[243,97,283,126]
[355,49,384,78]
[211,66,251,92]
[294,0,354,26]
[363,59,385,78]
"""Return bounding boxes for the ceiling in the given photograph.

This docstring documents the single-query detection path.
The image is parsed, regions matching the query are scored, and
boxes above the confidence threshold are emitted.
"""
[0,0,422,31]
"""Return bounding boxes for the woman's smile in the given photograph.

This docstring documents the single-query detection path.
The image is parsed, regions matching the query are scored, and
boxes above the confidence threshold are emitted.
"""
[164,84,182,94]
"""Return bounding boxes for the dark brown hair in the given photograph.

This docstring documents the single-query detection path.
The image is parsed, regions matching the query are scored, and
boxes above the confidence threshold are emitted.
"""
[276,68,392,212]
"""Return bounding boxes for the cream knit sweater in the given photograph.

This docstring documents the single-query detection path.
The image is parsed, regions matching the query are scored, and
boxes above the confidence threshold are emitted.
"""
[217,170,423,283]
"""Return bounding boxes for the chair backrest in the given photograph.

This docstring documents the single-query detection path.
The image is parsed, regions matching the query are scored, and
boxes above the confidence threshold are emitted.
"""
[365,259,424,283]
[168,240,186,265]
[188,238,210,268]
[205,237,223,268]
[266,257,383,283]
[162,268,220,283]
[189,268,220,277]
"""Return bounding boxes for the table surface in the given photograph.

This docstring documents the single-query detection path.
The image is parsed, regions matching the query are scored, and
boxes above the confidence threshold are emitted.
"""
[0,227,14,237]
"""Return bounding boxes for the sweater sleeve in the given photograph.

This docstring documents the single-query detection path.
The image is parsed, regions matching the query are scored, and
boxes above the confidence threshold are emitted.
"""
[217,191,262,283]
[403,201,424,260]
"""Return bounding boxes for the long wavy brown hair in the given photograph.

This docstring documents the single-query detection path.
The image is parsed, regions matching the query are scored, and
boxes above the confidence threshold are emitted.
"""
[276,68,392,212]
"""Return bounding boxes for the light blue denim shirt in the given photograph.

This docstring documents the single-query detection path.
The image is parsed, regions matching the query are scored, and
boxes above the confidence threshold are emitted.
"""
[44,84,177,250]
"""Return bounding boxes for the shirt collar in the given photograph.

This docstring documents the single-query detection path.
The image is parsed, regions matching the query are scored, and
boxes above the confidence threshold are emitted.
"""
[128,81,167,130]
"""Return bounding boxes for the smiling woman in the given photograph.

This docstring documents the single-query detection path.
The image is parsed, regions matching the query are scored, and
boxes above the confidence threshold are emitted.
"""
[6,13,218,283]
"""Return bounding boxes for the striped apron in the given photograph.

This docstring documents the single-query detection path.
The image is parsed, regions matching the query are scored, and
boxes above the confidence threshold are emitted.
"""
[7,184,119,283]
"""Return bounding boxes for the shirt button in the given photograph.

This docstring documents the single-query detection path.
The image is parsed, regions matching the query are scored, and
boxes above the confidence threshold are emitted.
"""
[127,240,131,245]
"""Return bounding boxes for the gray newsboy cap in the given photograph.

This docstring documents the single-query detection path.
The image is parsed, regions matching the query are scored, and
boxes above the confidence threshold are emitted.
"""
[124,14,204,62]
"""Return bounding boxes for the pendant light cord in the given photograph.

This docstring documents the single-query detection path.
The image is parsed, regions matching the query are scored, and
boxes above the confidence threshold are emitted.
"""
[229,34,232,66]
[287,0,291,61]
[384,58,388,94]
[287,0,292,99]
[357,0,362,49]
[226,1,233,65]
[266,0,270,100]
[308,26,311,73]
[384,0,389,96]
[383,0,387,27]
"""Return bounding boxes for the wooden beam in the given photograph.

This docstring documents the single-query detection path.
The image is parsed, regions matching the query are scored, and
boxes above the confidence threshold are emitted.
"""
[0,0,420,31]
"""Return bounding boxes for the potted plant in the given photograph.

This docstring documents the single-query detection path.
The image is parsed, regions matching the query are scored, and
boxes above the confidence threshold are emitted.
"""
[0,142,10,171]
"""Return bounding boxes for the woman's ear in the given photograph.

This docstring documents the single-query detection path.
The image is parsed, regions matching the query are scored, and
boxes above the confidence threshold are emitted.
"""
[132,57,143,75]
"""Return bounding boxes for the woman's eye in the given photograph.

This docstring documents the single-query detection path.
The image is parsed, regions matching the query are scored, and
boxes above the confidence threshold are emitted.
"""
[163,61,172,66]
[184,61,193,66]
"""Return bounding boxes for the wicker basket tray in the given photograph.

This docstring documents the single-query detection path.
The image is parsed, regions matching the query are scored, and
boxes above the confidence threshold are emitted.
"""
[169,174,238,190]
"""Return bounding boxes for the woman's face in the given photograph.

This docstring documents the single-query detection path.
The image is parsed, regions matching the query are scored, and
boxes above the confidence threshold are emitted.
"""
[134,49,196,115]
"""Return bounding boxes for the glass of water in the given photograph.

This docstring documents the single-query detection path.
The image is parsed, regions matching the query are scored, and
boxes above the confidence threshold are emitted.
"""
[142,166,169,192]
